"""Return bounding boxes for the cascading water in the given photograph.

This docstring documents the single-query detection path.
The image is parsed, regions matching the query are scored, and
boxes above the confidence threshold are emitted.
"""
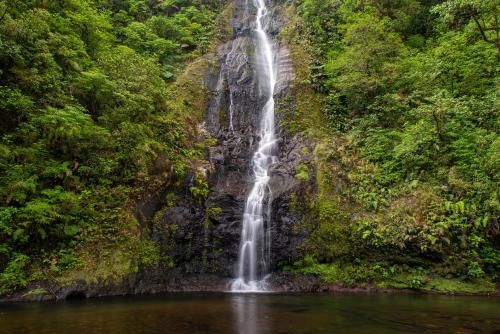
[231,0,277,292]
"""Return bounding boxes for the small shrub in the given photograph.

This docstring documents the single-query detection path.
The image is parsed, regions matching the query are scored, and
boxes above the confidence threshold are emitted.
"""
[0,253,30,294]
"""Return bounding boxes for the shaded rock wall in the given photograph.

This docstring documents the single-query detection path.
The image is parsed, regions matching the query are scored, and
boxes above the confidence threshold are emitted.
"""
[155,0,316,280]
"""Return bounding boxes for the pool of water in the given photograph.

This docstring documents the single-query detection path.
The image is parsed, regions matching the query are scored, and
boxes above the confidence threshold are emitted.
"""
[1,293,499,333]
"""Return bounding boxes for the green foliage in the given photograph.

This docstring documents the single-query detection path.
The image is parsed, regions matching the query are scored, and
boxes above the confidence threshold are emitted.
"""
[294,163,310,181]
[467,260,484,279]
[21,287,50,298]
[206,207,222,217]
[0,253,29,294]
[189,172,209,202]
[293,257,496,293]
[0,0,222,294]
[138,239,160,267]
[325,11,404,114]
[432,0,499,48]
[294,0,500,288]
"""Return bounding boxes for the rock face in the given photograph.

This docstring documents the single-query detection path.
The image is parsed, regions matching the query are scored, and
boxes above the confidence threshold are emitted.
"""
[156,0,315,282]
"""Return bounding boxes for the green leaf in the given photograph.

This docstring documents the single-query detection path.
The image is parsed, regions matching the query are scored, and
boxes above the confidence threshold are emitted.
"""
[63,225,81,236]
[13,229,25,241]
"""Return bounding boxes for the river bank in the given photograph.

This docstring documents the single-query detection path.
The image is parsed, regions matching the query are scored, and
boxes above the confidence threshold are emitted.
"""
[2,271,498,303]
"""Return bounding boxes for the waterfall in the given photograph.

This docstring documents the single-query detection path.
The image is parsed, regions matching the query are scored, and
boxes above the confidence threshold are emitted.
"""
[231,0,277,292]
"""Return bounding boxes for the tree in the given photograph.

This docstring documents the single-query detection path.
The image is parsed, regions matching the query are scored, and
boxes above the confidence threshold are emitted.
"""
[433,0,500,50]
[325,11,404,114]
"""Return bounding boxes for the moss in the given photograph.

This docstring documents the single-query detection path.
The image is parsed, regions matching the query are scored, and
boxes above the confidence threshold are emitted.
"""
[297,261,379,287]
[201,208,218,269]
[279,7,312,83]
[206,207,222,217]
[290,192,299,211]
[168,0,235,115]
[189,171,210,202]
[167,57,211,126]
[54,249,135,287]
[295,163,310,181]
[138,239,160,267]
[22,288,50,298]
[212,1,235,46]
[379,273,496,294]
[422,277,496,294]
[297,260,497,293]
[275,6,325,139]
[44,214,151,288]
[277,6,360,266]
[164,192,178,208]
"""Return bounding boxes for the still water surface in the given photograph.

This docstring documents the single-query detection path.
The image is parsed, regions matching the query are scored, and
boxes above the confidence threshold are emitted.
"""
[1,293,499,334]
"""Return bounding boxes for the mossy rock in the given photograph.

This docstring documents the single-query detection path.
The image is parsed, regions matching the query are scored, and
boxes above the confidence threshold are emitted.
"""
[295,163,310,181]
[21,288,54,302]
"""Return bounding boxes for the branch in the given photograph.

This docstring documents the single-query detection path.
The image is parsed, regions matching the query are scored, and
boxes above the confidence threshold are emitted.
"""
[471,14,490,43]
[0,7,7,23]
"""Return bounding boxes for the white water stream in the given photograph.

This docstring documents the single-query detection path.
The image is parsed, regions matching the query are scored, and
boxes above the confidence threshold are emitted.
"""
[231,0,277,292]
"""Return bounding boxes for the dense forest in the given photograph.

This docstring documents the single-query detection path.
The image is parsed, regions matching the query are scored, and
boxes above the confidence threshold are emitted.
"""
[288,0,499,291]
[0,0,226,294]
[0,0,498,296]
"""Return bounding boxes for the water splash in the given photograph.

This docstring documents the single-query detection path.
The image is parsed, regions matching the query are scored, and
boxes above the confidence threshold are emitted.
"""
[231,0,277,292]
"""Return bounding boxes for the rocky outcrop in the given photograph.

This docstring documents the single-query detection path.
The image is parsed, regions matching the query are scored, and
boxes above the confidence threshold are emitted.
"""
[1,271,328,302]
[152,0,316,282]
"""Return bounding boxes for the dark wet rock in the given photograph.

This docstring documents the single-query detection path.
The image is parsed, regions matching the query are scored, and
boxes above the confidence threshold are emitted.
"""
[159,0,314,280]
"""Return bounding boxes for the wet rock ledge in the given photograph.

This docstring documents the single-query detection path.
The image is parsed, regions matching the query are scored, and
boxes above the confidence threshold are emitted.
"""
[2,272,325,302]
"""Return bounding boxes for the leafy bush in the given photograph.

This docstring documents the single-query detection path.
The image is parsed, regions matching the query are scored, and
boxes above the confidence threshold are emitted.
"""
[0,0,222,294]
[0,253,30,294]
[293,0,499,286]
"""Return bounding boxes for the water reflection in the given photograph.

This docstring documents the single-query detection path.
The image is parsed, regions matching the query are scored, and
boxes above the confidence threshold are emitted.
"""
[232,295,261,334]
[1,293,500,334]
